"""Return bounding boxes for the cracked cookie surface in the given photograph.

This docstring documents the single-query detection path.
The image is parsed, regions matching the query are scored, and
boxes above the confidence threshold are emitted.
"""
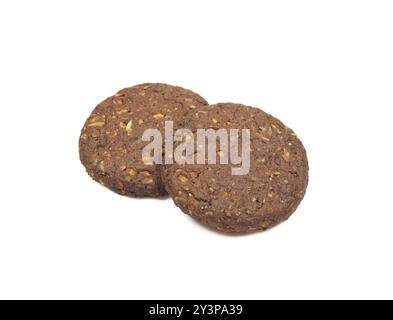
[79,83,208,197]
[160,103,308,233]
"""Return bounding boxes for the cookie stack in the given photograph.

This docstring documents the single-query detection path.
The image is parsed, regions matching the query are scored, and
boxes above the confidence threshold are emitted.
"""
[79,83,308,233]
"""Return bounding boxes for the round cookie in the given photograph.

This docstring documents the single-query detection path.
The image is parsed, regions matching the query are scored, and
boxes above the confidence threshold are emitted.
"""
[79,83,208,197]
[160,103,308,233]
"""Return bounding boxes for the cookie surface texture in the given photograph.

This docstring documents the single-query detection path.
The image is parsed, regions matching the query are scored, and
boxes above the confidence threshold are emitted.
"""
[79,83,208,197]
[161,103,308,233]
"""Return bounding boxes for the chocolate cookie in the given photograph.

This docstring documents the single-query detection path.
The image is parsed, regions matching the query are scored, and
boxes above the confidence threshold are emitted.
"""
[79,83,208,197]
[160,103,308,233]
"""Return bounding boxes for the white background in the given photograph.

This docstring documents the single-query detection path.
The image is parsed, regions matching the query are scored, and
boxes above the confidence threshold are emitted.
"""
[0,0,392,300]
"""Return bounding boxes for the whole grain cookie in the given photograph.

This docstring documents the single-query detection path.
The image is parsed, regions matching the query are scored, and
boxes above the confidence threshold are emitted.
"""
[160,103,308,233]
[79,83,208,197]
